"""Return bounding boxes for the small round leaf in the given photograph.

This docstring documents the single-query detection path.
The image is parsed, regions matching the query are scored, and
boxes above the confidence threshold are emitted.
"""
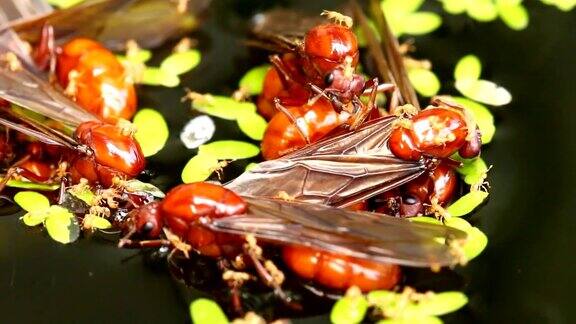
[451,97,495,143]
[133,108,169,157]
[22,211,49,226]
[454,55,482,81]
[408,68,440,97]
[237,112,268,140]
[466,0,499,21]
[198,141,260,160]
[239,65,270,96]
[440,0,467,14]
[45,206,80,244]
[462,226,489,259]
[160,50,201,76]
[189,298,228,324]
[331,295,369,324]
[83,214,112,230]
[447,191,489,217]
[401,12,442,35]
[455,79,512,106]
[497,3,529,30]
[141,67,180,87]
[181,153,221,183]
[192,95,256,120]
[14,191,50,212]
[408,292,468,316]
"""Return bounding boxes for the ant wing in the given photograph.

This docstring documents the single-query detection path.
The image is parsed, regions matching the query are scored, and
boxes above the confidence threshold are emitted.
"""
[352,1,419,109]
[225,116,425,207]
[9,0,211,50]
[0,45,97,128]
[249,9,328,53]
[0,115,75,148]
[205,197,466,268]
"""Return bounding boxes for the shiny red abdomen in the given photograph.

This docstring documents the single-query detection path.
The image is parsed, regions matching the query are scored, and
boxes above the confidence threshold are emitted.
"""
[282,245,401,292]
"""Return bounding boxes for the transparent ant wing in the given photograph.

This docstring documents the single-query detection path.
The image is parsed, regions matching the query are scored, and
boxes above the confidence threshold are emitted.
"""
[206,197,466,268]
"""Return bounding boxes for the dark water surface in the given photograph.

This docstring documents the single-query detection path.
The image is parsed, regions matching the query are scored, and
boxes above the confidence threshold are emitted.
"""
[1,1,575,323]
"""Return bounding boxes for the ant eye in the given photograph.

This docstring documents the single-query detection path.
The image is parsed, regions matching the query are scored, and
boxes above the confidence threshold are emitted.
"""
[142,221,154,233]
[324,72,334,85]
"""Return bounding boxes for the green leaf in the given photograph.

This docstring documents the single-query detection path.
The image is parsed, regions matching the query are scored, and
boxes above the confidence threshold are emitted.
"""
[69,187,96,205]
[5,179,59,191]
[408,68,440,97]
[192,95,256,120]
[381,0,425,15]
[198,141,260,160]
[189,298,228,324]
[456,157,488,185]
[331,294,369,324]
[83,214,112,230]
[454,55,482,81]
[181,153,221,183]
[117,50,152,64]
[44,206,80,244]
[497,2,529,30]
[378,316,443,324]
[245,163,259,172]
[451,97,495,144]
[133,108,169,157]
[444,217,473,231]
[466,0,499,21]
[237,112,268,140]
[455,79,512,106]
[400,12,442,35]
[409,216,443,226]
[439,0,467,14]
[447,191,489,217]
[47,0,85,9]
[141,67,180,87]
[462,226,488,259]
[160,50,201,76]
[239,65,270,95]
[22,211,50,226]
[409,292,468,316]
[123,180,165,198]
[14,191,50,212]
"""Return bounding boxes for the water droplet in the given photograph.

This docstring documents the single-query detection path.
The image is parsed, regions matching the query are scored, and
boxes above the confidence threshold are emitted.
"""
[180,115,215,149]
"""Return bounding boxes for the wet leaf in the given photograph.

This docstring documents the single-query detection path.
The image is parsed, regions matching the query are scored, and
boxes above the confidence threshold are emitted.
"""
[378,316,442,324]
[160,50,201,76]
[408,292,468,316]
[497,2,529,30]
[141,67,180,87]
[462,226,488,259]
[457,157,488,185]
[331,294,369,324]
[454,55,482,81]
[124,180,165,198]
[237,112,268,140]
[467,0,499,21]
[181,153,221,183]
[448,191,489,217]
[189,298,228,324]
[45,206,80,244]
[408,68,440,97]
[439,0,467,14]
[239,65,270,96]
[451,97,495,143]
[198,141,260,160]
[180,115,216,149]
[22,211,49,227]
[6,180,59,191]
[245,163,258,172]
[83,214,112,230]
[69,187,96,205]
[47,0,85,9]
[456,79,512,106]
[192,95,256,120]
[401,12,442,35]
[133,108,169,157]
[14,191,50,212]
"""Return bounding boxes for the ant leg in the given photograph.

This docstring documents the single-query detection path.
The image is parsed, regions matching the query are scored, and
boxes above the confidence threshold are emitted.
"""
[34,24,56,78]
[349,78,379,129]
[274,98,311,144]
[361,82,395,96]
[118,237,171,249]
[269,55,301,90]
[0,155,31,193]
[309,83,344,112]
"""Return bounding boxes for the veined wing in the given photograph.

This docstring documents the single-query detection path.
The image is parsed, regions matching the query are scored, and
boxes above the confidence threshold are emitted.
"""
[205,197,466,268]
[225,116,425,207]
[0,44,97,128]
[8,0,211,50]
[226,154,424,208]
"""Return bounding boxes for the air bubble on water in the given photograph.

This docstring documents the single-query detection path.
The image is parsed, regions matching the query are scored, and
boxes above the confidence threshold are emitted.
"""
[180,115,215,149]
